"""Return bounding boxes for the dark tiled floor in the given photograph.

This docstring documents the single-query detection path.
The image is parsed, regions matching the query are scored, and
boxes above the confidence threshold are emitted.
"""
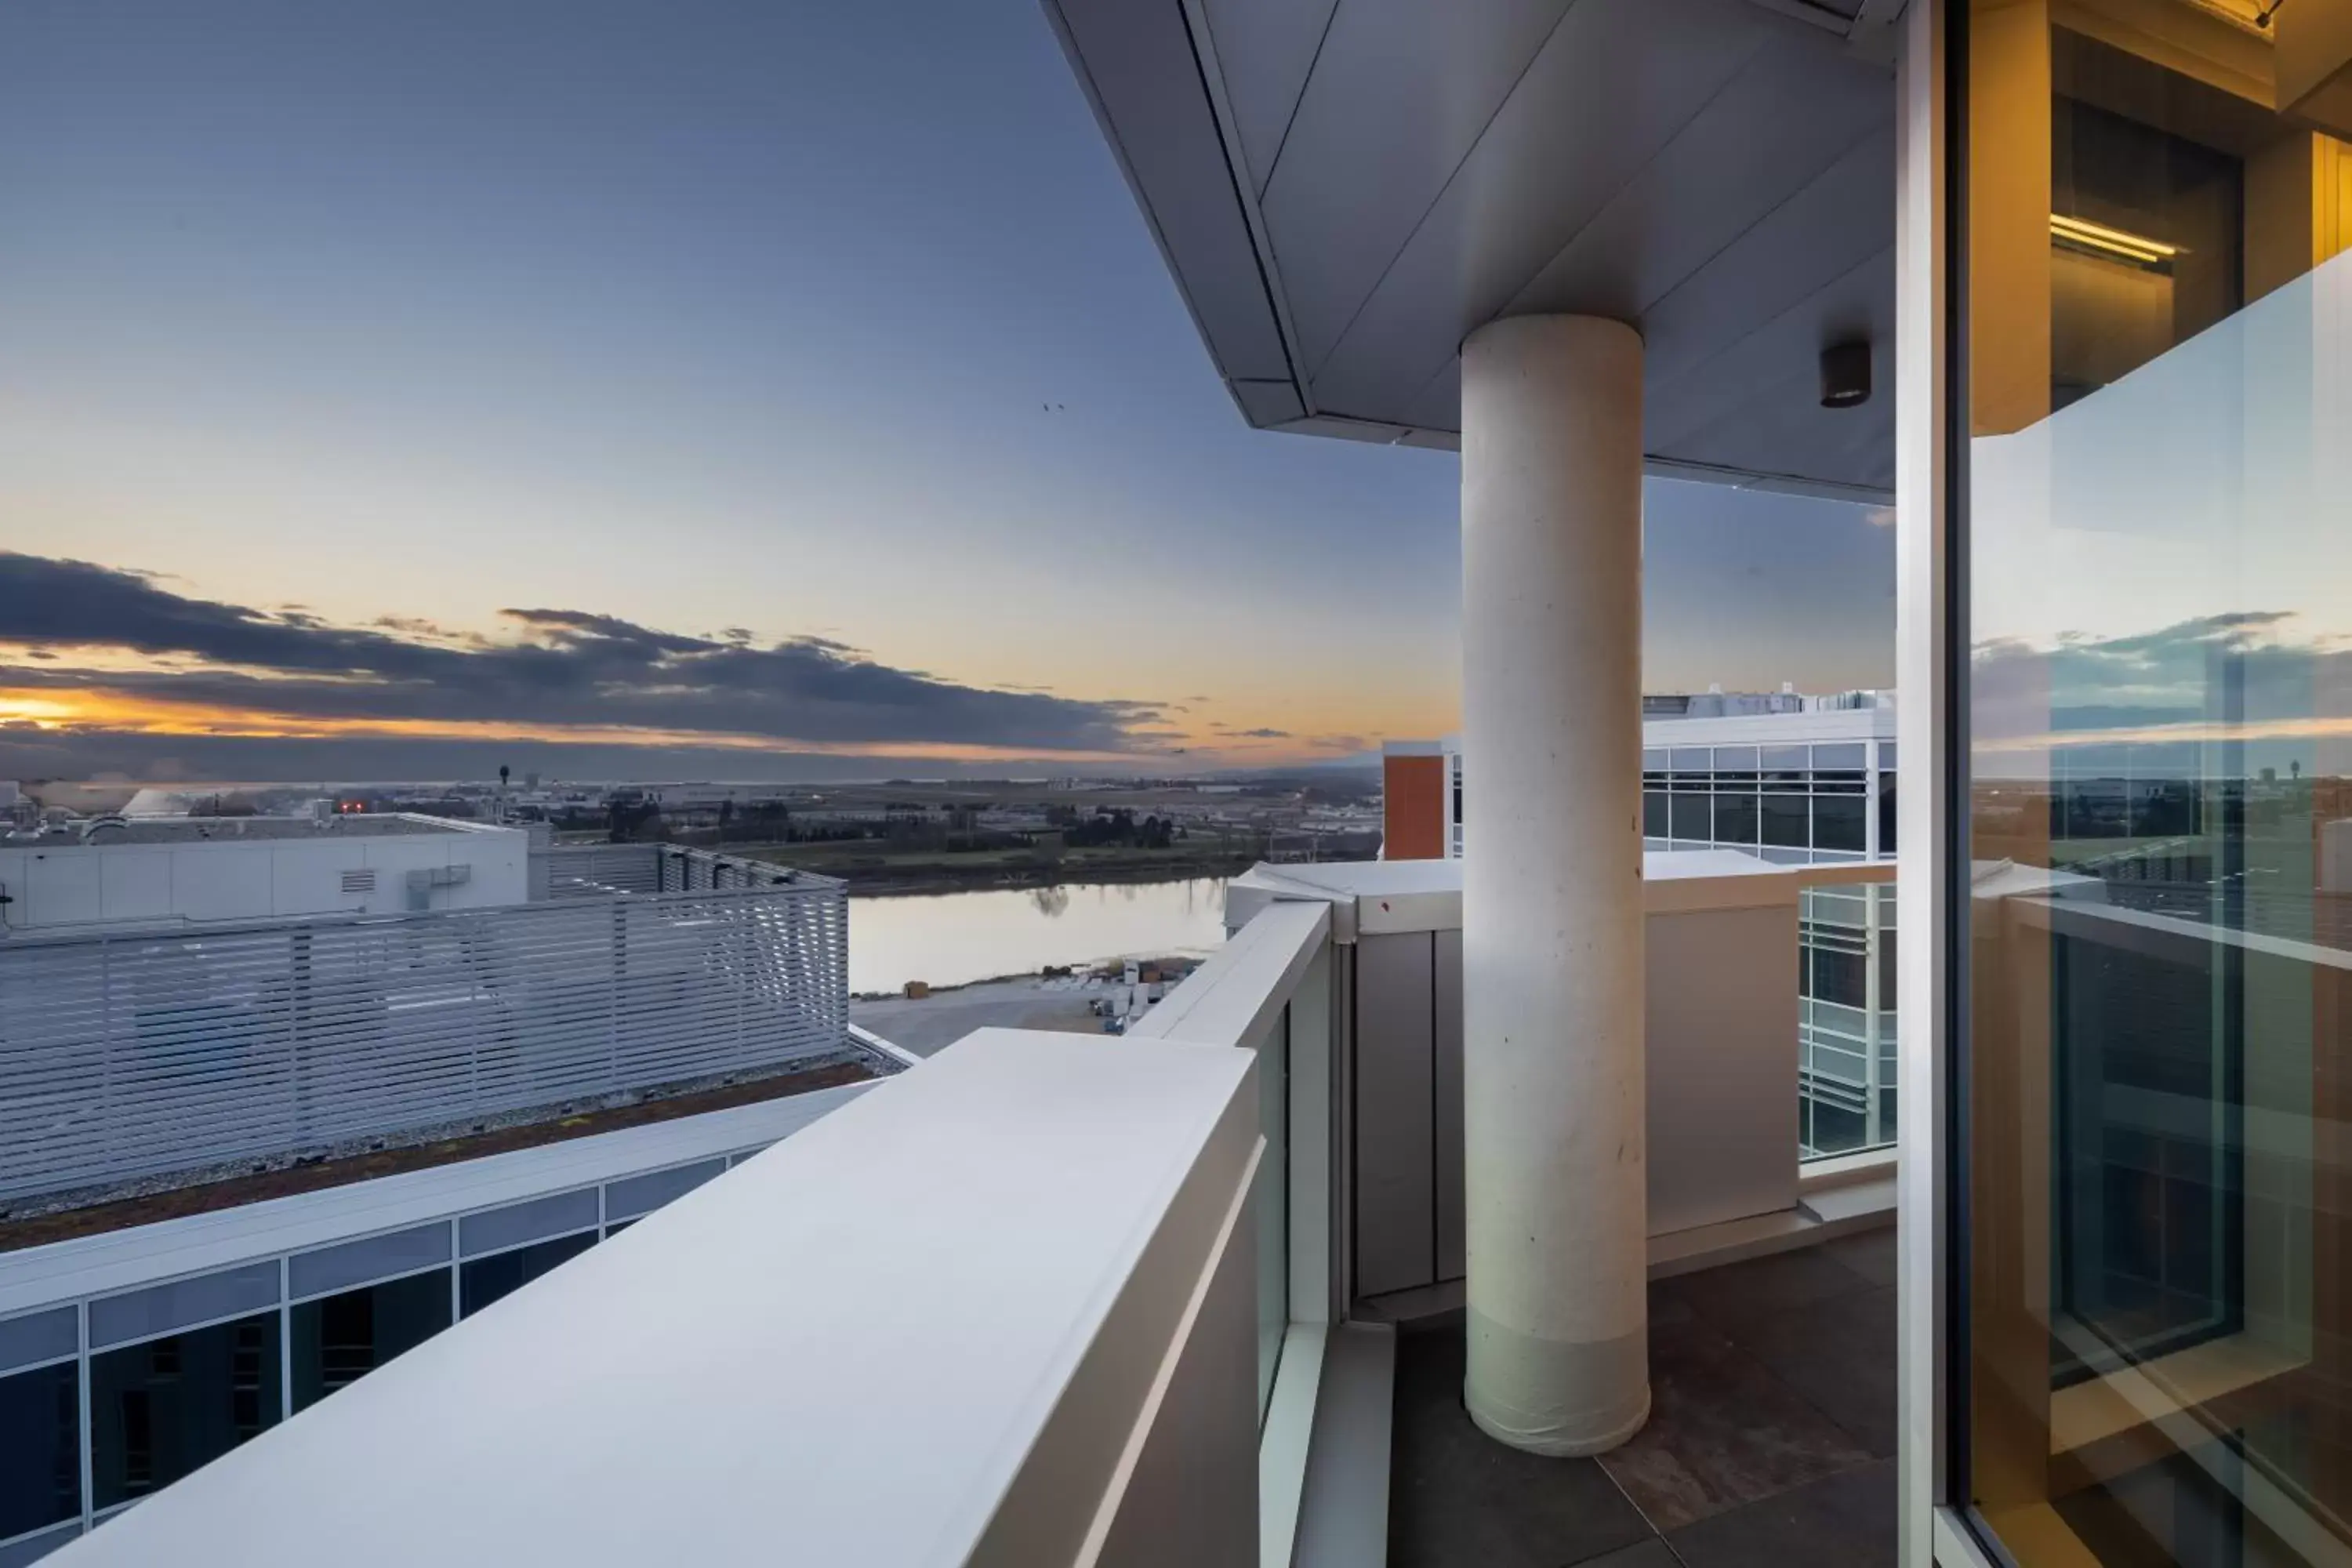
[1389,1227,1897,1566]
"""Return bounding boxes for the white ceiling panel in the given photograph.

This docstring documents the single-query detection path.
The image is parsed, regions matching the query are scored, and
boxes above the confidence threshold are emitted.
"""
[1259,0,1575,372]
[1504,28,1892,326]
[1637,128,1895,392]
[1047,0,1899,498]
[1305,0,1770,416]
[1051,0,1294,384]
[1199,0,1342,199]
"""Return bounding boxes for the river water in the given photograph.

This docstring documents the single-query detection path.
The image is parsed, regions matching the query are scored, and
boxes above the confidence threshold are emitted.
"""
[847,877,1230,995]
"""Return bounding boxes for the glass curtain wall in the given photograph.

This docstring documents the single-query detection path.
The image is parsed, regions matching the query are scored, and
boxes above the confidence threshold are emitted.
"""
[1641,741,1900,1156]
[1960,1,2352,1559]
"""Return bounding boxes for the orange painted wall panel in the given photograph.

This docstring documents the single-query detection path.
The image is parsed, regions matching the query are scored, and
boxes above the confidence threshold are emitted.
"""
[1383,755,1447,860]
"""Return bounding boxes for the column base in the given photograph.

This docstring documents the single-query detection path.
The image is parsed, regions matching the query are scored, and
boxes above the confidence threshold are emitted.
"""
[1466,1385,1651,1458]
[1462,1307,1652,1457]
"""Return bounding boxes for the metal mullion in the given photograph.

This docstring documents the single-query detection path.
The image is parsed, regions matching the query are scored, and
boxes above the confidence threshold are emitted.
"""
[78,1299,93,1538]
[278,1259,292,1425]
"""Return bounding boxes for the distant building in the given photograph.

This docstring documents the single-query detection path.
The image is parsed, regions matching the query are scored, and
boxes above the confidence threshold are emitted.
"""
[0,829,879,1556]
[1378,740,1449,861]
[0,815,528,931]
[1383,698,1896,1156]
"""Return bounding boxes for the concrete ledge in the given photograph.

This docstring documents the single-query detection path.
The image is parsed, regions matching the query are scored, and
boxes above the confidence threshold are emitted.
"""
[1291,1323,1396,1568]
[1354,1177,1898,1320]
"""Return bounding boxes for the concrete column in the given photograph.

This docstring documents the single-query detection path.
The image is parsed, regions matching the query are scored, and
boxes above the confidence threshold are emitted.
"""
[1459,314,1649,1457]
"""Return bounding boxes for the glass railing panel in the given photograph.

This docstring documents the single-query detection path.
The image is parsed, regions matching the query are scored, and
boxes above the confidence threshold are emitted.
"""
[1247,1007,1288,1422]
[1961,6,2352,1556]
[1799,879,1896,1160]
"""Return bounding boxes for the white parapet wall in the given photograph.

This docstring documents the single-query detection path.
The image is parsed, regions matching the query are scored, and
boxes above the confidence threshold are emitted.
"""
[45,1029,1265,1568]
[1227,853,1837,1301]
[0,815,528,930]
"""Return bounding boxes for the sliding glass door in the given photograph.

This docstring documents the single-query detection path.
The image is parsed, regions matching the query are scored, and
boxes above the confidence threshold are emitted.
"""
[1959,0,2352,1560]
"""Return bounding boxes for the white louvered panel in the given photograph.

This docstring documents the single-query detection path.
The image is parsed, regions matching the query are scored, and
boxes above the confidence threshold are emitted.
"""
[0,853,848,1203]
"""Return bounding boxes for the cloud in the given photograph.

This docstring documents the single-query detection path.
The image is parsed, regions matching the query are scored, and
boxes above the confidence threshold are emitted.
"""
[1211,725,1290,739]
[1970,609,2352,773]
[0,552,1162,755]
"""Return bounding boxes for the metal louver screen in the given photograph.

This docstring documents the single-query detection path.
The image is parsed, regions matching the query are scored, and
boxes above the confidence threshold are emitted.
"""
[0,862,849,1203]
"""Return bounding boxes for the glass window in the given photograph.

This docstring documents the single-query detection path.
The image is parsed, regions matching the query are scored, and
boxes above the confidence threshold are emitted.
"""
[0,1361,79,1541]
[1761,793,1809,849]
[1961,6,2352,1561]
[1668,747,1711,774]
[604,1160,724,1224]
[291,1269,452,1412]
[1814,793,1866,853]
[1714,745,1759,772]
[1713,791,1759,845]
[1669,793,1711,841]
[0,1311,74,1377]
[1642,791,1667,838]
[1806,945,1870,1012]
[289,1224,450,1302]
[91,1312,281,1509]
[1876,770,1896,855]
[458,1232,597,1318]
[89,1262,278,1351]
[457,1190,598,1258]
[1813,742,1867,769]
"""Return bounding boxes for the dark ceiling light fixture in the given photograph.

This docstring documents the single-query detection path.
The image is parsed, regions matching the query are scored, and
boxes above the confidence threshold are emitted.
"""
[1820,340,1872,409]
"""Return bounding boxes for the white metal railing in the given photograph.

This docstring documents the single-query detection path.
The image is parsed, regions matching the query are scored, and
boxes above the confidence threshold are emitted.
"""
[42,1028,1265,1567]
[0,859,848,1204]
[544,843,826,898]
[1130,897,1339,1568]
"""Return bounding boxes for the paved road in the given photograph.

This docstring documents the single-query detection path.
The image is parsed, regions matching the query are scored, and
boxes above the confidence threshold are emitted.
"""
[851,977,1111,1058]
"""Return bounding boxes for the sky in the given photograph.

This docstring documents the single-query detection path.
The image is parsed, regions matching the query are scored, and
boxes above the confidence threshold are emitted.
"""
[0,0,1894,784]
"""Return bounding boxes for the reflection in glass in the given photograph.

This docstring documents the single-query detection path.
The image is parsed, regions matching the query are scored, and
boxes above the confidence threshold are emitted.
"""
[1799,884,1896,1157]
[459,1232,597,1318]
[1963,2,2352,1559]
[292,1269,453,1411]
[91,1313,281,1509]
[0,1362,78,1541]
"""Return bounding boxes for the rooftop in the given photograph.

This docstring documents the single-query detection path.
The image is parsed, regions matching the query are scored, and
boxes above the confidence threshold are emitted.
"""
[17,813,497,847]
[0,1056,880,1250]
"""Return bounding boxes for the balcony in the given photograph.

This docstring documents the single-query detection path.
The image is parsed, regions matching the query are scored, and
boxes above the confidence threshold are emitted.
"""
[0,849,1900,1566]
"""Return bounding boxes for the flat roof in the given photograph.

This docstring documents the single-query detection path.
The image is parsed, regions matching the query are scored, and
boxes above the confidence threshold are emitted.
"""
[44,813,500,846]
[0,1068,878,1319]
[0,1058,878,1254]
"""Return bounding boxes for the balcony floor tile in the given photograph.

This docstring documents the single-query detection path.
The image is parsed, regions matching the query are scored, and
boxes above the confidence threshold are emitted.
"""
[1388,1230,1898,1565]
[1819,1225,1898,1286]
[1715,1282,1897,1457]
[1664,1457,1898,1566]
[1388,1323,1654,1568]
[1594,1316,1875,1531]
